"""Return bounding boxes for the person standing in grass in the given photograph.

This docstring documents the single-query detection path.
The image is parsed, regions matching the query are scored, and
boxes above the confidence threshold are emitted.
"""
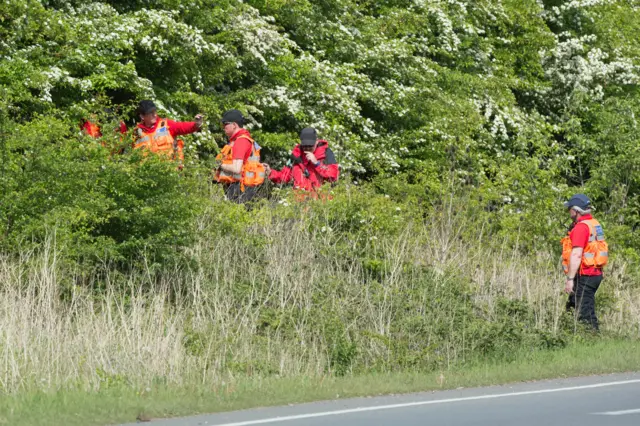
[262,127,339,201]
[561,194,609,331]
[214,109,265,203]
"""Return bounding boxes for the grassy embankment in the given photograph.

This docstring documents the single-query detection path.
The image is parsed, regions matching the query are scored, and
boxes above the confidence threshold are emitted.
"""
[1,195,638,425]
[2,339,639,426]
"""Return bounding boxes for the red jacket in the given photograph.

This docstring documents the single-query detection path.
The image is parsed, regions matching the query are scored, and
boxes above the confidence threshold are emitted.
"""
[268,140,339,192]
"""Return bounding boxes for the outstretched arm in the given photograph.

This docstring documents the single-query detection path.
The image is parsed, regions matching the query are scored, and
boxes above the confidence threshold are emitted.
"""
[268,166,293,184]
[168,115,203,137]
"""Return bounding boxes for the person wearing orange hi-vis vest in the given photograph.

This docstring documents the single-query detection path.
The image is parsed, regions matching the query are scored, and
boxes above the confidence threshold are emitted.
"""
[214,109,265,203]
[133,100,203,168]
[81,112,128,154]
[561,194,608,331]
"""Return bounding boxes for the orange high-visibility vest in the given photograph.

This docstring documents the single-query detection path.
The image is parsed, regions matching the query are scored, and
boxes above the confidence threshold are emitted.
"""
[215,135,265,190]
[134,119,184,162]
[84,121,102,138]
[561,219,609,275]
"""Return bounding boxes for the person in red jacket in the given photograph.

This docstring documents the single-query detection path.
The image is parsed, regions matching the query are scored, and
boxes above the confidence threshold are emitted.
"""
[264,127,339,200]
[133,100,203,164]
[562,193,608,331]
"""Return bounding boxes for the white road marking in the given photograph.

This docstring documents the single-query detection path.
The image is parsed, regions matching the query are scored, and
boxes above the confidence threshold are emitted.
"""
[210,379,640,426]
[593,408,640,416]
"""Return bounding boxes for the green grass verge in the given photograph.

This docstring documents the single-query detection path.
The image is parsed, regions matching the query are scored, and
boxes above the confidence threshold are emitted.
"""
[2,338,639,426]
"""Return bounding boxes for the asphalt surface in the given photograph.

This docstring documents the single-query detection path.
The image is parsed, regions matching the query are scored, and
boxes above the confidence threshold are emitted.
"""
[119,372,640,426]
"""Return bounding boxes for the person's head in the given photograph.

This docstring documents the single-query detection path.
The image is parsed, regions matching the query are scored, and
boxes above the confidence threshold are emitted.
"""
[299,127,318,152]
[564,193,592,222]
[138,100,158,127]
[221,109,244,138]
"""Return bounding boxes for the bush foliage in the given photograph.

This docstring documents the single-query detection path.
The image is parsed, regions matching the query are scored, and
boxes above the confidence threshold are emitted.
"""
[1,0,639,260]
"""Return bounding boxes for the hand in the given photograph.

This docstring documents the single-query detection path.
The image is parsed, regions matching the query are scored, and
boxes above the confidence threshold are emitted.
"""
[564,278,574,294]
[194,114,204,129]
[304,151,318,165]
[262,163,271,175]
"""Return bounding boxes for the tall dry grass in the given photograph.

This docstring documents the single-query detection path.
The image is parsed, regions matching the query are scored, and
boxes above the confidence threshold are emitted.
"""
[1,208,638,395]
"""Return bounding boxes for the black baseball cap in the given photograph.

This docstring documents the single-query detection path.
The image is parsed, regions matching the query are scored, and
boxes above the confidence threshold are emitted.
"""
[300,127,317,146]
[564,193,591,210]
[138,100,157,115]
[221,109,244,125]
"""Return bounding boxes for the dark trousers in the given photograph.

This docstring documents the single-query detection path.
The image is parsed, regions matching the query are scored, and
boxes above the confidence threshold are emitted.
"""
[224,182,259,204]
[566,274,603,331]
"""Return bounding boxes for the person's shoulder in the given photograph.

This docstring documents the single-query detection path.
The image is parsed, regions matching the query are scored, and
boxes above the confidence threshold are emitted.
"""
[237,135,254,144]
[585,217,602,225]
[235,135,253,145]
[577,217,599,228]
[315,140,329,150]
[324,147,337,165]
[573,221,589,231]
[233,135,253,153]
[570,221,590,237]
[135,122,152,133]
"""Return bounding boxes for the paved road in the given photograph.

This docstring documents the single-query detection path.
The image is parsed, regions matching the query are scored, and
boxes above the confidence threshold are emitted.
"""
[121,373,640,426]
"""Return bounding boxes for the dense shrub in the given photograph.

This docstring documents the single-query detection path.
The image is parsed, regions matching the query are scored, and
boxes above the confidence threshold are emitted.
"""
[0,113,206,262]
[1,0,639,263]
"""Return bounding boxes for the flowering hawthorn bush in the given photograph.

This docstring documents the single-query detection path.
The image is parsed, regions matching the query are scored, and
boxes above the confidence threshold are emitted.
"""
[1,0,639,258]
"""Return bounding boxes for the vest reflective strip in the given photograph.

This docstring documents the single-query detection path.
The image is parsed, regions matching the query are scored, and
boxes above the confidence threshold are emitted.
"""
[600,251,608,257]
[220,170,241,179]
[583,253,595,259]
